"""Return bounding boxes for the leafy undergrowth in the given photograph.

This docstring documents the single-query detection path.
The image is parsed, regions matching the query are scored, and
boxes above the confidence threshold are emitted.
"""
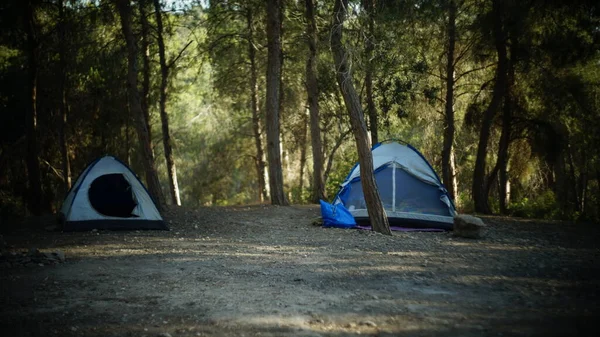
[1,205,599,337]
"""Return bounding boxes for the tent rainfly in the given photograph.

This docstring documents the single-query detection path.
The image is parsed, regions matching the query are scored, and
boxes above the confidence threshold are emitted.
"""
[332,141,456,230]
[59,156,168,231]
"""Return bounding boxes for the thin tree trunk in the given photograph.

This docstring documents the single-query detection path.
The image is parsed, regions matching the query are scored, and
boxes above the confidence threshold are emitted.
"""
[298,114,308,202]
[451,148,458,204]
[246,8,268,203]
[304,0,326,203]
[153,0,181,206]
[363,0,378,145]
[579,153,587,214]
[24,0,46,215]
[554,147,570,215]
[472,0,507,214]
[139,0,153,154]
[266,0,288,205]
[498,46,515,214]
[442,0,457,201]
[596,165,599,218]
[332,0,390,235]
[117,0,164,211]
[58,0,71,194]
[126,101,131,166]
[497,99,511,214]
[567,142,580,211]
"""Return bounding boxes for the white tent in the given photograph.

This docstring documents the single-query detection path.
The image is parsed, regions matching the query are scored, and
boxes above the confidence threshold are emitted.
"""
[59,156,168,231]
[334,141,456,230]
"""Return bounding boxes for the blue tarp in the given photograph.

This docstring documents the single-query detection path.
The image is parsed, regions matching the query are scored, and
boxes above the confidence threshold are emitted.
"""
[319,200,357,228]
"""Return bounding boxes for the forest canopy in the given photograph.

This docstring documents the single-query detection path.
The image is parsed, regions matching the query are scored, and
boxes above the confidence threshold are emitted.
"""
[0,0,598,223]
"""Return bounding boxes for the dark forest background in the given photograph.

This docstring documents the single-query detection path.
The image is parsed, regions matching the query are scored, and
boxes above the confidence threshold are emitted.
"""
[0,0,598,223]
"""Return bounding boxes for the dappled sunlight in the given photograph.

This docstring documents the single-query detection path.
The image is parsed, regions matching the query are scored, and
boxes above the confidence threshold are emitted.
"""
[450,274,591,288]
[387,251,431,257]
[353,265,426,273]
[444,239,600,257]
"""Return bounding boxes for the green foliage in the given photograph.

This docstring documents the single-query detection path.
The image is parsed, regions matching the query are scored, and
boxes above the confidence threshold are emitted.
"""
[324,148,357,202]
[509,190,560,220]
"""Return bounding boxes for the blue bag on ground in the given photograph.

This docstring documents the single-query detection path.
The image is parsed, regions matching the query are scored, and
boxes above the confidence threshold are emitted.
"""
[319,200,357,228]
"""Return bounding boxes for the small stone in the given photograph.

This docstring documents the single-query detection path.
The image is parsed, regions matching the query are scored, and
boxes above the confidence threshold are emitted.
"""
[359,320,377,327]
[53,251,66,262]
[157,333,172,337]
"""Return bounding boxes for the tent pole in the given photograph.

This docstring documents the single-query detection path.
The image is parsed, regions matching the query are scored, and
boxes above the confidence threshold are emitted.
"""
[392,163,396,212]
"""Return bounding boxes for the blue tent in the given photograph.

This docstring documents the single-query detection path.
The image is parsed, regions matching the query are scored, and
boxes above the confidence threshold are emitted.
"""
[331,141,456,230]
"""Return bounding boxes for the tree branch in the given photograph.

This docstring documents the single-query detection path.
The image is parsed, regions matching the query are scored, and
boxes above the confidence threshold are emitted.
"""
[168,40,193,68]
[324,128,352,184]
[455,63,496,82]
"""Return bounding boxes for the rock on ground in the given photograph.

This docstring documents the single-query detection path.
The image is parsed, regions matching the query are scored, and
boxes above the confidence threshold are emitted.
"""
[453,214,486,238]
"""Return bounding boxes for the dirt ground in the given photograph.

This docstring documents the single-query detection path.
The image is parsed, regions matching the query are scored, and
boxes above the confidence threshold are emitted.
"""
[1,205,599,337]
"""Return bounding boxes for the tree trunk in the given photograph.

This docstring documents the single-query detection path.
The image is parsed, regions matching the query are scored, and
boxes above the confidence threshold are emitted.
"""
[58,0,71,195]
[497,46,515,214]
[126,101,131,166]
[278,1,288,195]
[246,8,268,203]
[153,0,181,206]
[472,0,507,214]
[331,0,390,235]
[579,153,587,215]
[298,114,308,202]
[24,0,46,215]
[304,0,326,203]
[567,142,580,211]
[442,0,457,202]
[497,97,511,214]
[363,0,378,145]
[596,165,599,218]
[554,146,570,215]
[117,0,165,211]
[266,0,288,205]
[139,0,153,154]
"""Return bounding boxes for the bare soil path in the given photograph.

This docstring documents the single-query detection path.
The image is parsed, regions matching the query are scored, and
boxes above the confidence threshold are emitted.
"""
[1,205,599,337]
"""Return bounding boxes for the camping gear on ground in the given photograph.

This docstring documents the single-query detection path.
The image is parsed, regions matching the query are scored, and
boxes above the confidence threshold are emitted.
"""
[59,156,168,231]
[323,140,456,230]
[320,200,356,228]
